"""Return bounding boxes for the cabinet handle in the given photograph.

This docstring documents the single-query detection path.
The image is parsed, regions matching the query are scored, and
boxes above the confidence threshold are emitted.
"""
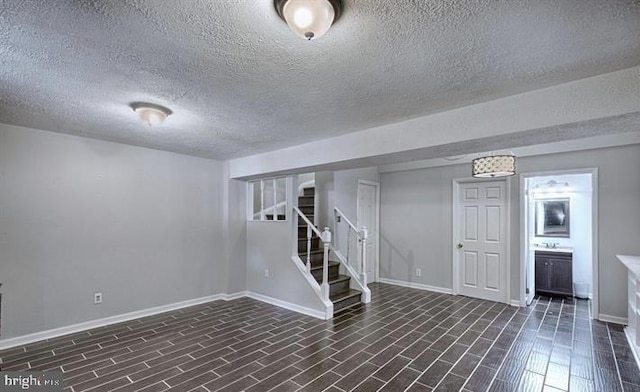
[550,262,554,266]
[545,262,548,266]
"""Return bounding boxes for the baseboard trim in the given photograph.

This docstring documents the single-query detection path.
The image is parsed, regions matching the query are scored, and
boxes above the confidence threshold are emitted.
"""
[245,292,327,320]
[599,313,628,325]
[0,291,326,350]
[378,278,453,295]
[510,299,522,307]
[0,294,226,350]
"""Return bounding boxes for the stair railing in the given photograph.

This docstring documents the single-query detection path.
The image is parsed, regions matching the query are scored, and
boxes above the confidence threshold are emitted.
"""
[333,207,369,288]
[293,206,332,301]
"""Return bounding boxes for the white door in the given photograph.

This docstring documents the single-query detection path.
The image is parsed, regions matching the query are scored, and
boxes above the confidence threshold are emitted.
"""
[357,181,379,284]
[456,180,508,303]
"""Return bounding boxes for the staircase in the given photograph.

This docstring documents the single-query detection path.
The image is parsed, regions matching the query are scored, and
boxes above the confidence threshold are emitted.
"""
[297,187,362,313]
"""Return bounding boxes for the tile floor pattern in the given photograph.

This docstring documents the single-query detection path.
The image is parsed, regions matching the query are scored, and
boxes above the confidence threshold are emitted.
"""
[1,283,639,392]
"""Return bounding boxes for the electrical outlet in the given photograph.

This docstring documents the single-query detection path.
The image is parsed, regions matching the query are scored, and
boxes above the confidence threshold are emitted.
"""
[264,269,270,278]
[415,268,422,277]
[94,292,103,304]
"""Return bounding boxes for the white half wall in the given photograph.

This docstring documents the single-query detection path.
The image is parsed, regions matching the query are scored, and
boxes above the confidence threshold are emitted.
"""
[244,177,326,315]
[0,124,227,340]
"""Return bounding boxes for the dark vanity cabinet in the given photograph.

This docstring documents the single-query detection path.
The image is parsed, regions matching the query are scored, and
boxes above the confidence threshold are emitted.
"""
[535,251,573,296]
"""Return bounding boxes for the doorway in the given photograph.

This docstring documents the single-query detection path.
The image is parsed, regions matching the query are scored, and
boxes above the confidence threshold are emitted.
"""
[453,178,510,304]
[357,180,380,284]
[519,169,598,318]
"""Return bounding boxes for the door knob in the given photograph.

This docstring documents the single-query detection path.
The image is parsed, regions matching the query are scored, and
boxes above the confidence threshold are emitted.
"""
[457,243,464,249]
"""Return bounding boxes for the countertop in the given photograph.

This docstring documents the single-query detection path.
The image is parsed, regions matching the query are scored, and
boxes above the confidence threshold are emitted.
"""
[533,247,574,254]
[617,255,640,277]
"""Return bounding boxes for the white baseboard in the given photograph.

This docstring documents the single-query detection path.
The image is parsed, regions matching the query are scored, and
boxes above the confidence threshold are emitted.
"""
[510,299,523,307]
[0,290,328,351]
[378,278,453,295]
[245,292,328,320]
[599,313,628,325]
[0,294,226,350]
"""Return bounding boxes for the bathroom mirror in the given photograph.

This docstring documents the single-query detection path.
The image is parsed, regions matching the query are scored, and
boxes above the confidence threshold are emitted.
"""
[535,198,570,237]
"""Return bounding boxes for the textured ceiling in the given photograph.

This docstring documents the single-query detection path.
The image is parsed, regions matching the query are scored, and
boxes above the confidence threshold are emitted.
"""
[2,0,640,160]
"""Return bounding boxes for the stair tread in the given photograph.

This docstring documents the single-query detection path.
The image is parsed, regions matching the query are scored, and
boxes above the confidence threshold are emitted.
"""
[299,249,324,255]
[309,261,340,270]
[298,204,315,208]
[330,289,361,302]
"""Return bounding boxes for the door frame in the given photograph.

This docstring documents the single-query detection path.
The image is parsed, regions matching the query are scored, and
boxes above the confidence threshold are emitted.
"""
[452,177,512,305]
[357,179,380,283]
[519,168,599,318]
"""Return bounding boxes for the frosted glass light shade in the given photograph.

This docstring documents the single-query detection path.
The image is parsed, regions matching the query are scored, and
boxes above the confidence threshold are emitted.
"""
[472,155,517,178]
[281,0,336,40]
[131,103,172,127]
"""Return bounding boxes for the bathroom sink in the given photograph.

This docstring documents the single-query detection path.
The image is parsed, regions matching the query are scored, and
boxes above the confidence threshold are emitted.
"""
[532,245,573,253]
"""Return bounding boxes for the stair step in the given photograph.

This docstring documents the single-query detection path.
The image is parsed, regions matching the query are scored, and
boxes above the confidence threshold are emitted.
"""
[331,289,362,312]
[298,205,314,215]
[303,187,315,196]
[326,274,351,295]
[298,195,314,204]
[297,215,315,226]
[299,249,325,263]
[309,261,340,281]
[298,237,320,252]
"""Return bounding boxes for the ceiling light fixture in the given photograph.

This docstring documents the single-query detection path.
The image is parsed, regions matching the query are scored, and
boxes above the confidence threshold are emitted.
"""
[130,103,172,127]
[274,0,342,40]
[472,154,517,178]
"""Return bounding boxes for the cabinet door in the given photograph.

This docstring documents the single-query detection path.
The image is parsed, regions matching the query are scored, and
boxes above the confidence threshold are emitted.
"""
[535,257,549,291]
[550,259,572,295]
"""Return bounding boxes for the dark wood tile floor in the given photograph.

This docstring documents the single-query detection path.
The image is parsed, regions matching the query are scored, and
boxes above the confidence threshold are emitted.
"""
[1,283,638,392]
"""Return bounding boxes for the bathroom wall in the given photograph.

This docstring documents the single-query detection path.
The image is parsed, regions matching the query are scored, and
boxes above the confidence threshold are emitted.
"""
[529,173,593,296]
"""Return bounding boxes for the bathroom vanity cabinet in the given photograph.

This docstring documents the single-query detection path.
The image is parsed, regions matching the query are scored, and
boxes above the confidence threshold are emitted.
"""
[535,250,573,296]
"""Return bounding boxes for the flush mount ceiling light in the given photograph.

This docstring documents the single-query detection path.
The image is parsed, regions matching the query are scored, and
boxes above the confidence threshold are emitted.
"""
[130,103,172,127]
[274,0,342,40]
[472,154,517,178]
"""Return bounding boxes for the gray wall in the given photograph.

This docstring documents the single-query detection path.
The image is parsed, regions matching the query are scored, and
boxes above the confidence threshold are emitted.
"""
[245,177,325,312]
[0,124,227,339]
[380,144,640,319]
[223,162,247,294]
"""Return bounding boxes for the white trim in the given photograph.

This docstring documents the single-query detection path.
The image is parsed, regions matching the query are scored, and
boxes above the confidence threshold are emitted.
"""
[0,289,332,350]
[224,291,250,300]
[379,278,453,294]
[518,168,599,318]
[599,314,627,325]
[0,294,226,350]
[357,179,381,283]
[452,177,511,305]
[245,292,329,320]
[510,299,522,307]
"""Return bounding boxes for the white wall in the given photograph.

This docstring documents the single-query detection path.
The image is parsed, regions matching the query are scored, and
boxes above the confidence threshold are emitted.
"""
[529,174,592,296]
[244,177,325,313]
[380,144,640,320]
[0,124,227,340]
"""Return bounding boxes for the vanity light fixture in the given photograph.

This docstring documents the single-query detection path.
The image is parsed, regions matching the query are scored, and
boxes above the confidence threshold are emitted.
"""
[532,180,571,195]
[130,103,172,127]
[472,154,517,178]
[274,0,342,40]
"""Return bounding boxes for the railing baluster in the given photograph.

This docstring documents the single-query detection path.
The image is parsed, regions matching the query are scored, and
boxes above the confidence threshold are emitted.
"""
[321,227,331,301]
[346,229,351,267]
[361,226,368,286]
[306,225,312,273]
